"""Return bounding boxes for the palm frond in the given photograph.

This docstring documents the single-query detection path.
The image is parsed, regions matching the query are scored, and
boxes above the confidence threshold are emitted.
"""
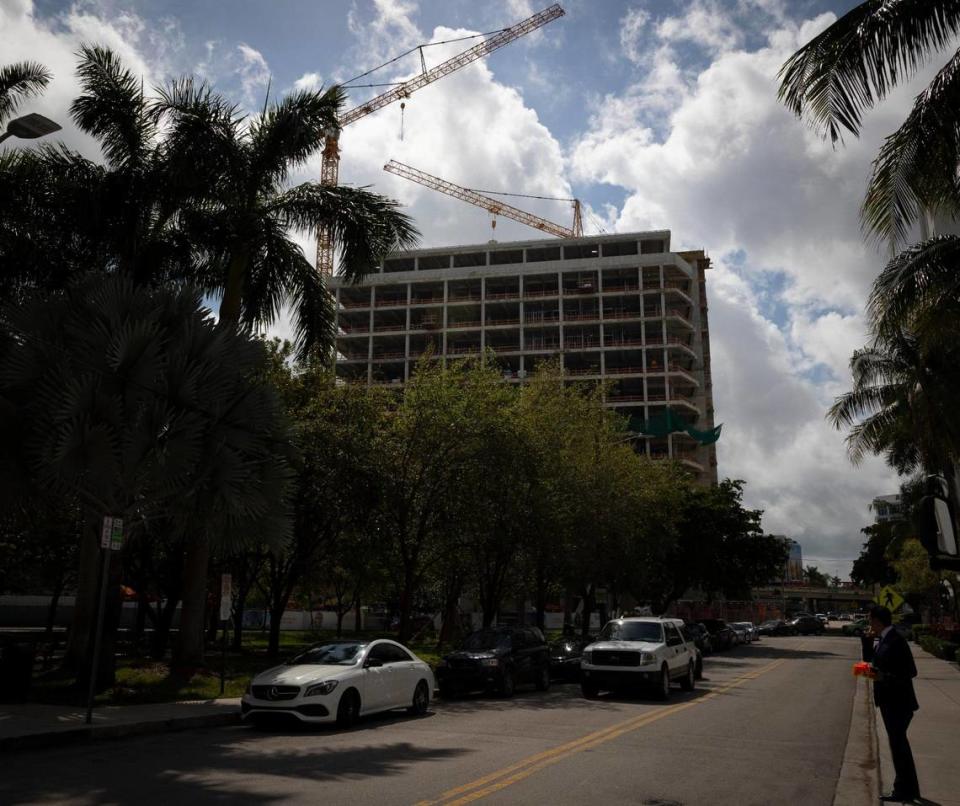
[861,46,960,244]
[868,234,960,337]
[151,77,241,205]
[248,86,344,186]
[778,0,960,141]
[0,61,52,124]
[71,45,155,170]
[273,183,419,283]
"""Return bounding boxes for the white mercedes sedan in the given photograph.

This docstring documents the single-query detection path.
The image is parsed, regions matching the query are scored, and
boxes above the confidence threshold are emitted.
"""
[241,639,435,728]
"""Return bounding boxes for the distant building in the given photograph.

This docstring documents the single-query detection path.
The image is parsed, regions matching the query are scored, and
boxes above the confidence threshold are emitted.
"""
[771,536,803,582]
[872,494,903,524]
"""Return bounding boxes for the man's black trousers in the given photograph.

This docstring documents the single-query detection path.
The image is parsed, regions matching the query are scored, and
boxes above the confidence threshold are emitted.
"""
[880,703,919,799]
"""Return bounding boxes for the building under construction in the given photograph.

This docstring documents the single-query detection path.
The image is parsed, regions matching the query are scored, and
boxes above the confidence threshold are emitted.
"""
[331,230,719,485]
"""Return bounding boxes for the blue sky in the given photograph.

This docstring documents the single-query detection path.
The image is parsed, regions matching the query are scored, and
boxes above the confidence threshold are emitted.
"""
[5,0,939,578]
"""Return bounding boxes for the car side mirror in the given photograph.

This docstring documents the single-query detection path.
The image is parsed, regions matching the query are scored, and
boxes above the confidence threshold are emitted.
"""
[364,657,383,668]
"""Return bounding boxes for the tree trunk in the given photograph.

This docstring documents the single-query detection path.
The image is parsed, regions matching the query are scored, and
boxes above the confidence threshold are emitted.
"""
[63,523,100,673]
[268,602,284,657]
[45,578,64,636]
[151,595,179,660]
[355,596,363,634]
[336,609,345,637]
[534,575,547,632]
[219,254,248,325]
[580,587,595,640]
[133,591,148,647]
[174,538,211,669]
[398,568,415,643]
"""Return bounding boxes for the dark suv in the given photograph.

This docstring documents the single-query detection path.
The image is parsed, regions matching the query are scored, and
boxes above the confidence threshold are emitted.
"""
[700,619,735,651]
[436,626,550,697]
[789,615,825,635]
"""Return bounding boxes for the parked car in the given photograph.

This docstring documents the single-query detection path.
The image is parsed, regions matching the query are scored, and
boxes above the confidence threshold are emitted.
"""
[729,622,748,645]
[827,611,840,621]
[757,619,795,636]
[733,622,758,642]
[436,626,550,698]
[241,639,434,728]
[841,619,870,636]
[672,621,704,679]
[700,618,735,650]
[682,622,714,654]
[549,636,588,682]
[815,613,829,627]
[789,615,825,635]
[838,613,854,621]
[581,617,696,700]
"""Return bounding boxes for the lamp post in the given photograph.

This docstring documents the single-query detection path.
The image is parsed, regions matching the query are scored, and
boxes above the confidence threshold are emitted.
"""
[0,112,61,144]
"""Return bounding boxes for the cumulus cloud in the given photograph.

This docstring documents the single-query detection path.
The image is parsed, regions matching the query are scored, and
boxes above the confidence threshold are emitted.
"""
[293,71,323,92]
[568,6,949,577]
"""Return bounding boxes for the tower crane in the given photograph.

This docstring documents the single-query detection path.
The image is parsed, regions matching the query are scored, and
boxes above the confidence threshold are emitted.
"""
[384,159,583,238]
[316,3,565,276]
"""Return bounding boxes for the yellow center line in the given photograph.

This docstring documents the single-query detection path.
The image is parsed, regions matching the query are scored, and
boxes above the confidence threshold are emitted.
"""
[416,656,789,806]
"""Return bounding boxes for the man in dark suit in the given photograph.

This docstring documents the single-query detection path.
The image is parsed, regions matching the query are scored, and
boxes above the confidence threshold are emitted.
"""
[861,605,920,803]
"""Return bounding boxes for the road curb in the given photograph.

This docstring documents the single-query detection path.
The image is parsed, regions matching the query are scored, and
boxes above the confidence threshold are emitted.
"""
[0,711,241,753]
[833,674,880,806]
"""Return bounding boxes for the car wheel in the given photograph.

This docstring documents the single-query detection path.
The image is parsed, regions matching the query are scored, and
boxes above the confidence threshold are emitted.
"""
[680,661,696,691]
[408,680,430,716]
[500,671,516,698]
[336,689,360,729]
[581,680,599,699]
[655,664,671,701]
[535,665,550,692]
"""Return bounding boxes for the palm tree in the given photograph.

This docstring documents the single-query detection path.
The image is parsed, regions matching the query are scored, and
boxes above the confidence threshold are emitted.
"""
[0,276,293,683]
[0,61,51,125]
[868,234,960,343]
[778,2,960,244]
[827,329,960,476]
[156,79,418,357]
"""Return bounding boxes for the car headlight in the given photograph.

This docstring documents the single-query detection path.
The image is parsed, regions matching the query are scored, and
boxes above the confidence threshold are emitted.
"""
[639,652,656,665]
[304,680,339,697]
[480,657,499,667]
[582,651,592,664]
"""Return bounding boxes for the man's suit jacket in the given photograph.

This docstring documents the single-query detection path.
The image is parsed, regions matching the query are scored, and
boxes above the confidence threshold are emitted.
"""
[861,628,919,712]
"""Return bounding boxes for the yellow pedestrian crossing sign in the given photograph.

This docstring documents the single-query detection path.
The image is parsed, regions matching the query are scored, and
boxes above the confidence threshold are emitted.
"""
[875,586,904,612]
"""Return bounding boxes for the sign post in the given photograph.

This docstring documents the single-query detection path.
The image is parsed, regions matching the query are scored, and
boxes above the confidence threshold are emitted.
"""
[219,573,232,695]
[86,516,123,725]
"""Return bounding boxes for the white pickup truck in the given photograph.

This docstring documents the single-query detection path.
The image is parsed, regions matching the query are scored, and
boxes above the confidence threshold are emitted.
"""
[580,617,697,700]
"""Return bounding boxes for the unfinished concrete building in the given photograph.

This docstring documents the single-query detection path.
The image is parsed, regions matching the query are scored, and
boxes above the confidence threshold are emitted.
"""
[330,230,718,484]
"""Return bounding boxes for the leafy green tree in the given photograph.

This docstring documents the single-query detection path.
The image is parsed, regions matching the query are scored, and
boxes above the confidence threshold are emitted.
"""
[256,340,387,655]
[0,277,292,681]
[803,566,829,588]
[778,2,960,244]
[638,480,785,612]
[851,522,902,587]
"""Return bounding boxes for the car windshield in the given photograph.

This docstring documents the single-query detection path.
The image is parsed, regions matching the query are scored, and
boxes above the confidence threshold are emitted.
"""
[463,630,511,651]
[599,621,662,643]
[287,642,366,666]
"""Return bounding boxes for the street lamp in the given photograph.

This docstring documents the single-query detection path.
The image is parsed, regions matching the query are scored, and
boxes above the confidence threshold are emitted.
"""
[0,112,62,144]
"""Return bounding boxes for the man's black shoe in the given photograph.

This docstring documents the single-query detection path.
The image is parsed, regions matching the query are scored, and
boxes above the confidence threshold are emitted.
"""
[880,793,918,803]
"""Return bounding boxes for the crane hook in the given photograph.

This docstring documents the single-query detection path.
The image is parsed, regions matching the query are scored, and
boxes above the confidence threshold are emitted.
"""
[400,101,406,141]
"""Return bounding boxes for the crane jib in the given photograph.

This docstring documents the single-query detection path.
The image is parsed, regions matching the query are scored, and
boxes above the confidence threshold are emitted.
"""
[337,4,564,128]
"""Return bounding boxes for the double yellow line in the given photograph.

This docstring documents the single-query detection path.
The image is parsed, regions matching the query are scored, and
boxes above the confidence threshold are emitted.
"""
[416,657,787,805]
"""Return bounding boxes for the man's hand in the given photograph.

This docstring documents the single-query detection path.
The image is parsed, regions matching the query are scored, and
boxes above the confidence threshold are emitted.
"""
[870,666,886,682]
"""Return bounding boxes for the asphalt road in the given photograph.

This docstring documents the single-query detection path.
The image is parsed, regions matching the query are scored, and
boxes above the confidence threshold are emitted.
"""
[1,636,861,806]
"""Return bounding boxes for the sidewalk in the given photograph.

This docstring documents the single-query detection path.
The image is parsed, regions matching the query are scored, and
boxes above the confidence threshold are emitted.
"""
[876,646,960,806]
[0,697,241,752]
